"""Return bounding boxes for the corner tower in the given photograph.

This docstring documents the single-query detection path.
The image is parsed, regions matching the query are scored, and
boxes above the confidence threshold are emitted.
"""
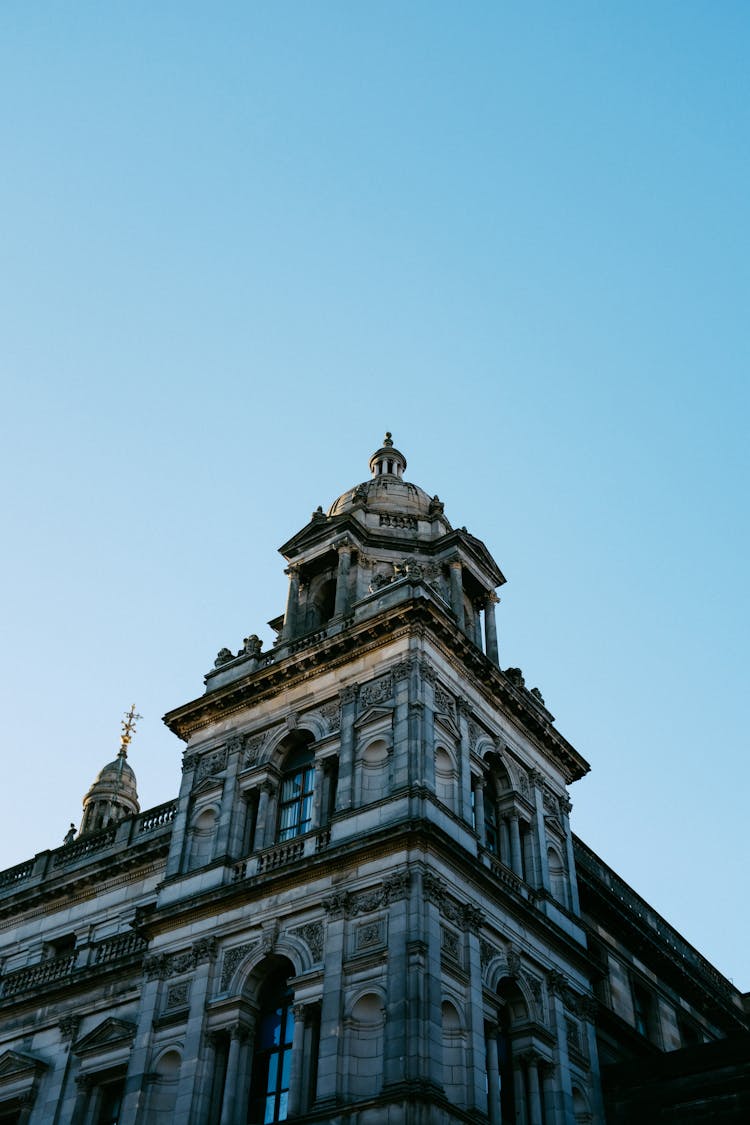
[149,436,599,1125]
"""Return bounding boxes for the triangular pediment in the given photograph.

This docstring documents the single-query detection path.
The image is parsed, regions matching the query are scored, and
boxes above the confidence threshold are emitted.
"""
[434,713,461,742]
[74,1017,136,1057]
[0,1049,47,1080]
[354,705,393,730]
[192,776,224,798]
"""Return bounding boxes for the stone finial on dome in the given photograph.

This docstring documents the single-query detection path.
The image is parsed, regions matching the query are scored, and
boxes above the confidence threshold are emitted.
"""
[368,432,407,479]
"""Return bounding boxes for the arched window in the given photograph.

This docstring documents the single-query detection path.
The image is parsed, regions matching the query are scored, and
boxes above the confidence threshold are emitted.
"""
[248,966,296,1124]
[278,743,314,842]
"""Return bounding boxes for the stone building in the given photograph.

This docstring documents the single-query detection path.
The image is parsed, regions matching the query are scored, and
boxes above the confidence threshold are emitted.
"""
[0,435,747,1124]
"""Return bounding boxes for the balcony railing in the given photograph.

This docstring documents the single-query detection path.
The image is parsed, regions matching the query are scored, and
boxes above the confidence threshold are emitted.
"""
[0,932,148,1001]
[0,799,178,897]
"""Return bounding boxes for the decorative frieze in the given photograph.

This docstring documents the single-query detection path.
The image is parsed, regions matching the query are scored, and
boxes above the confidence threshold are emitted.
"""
[355,919,385,952]
[320,700,341,732]
[360,676,393,709]
[289,921,324,962]
[440,926,461,964]
[165,980,191,1009]
[220,941,259,992]
[434,683,456,719]
[195,747,228,784]
[244,733,268,766]
[144,938,217,981]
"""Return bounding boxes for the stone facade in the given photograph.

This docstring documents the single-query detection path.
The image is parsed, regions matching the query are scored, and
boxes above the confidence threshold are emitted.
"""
[0,435,746,1124]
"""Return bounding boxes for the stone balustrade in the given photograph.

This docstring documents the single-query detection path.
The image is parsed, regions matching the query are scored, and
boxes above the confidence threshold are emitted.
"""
[0,799,177,898]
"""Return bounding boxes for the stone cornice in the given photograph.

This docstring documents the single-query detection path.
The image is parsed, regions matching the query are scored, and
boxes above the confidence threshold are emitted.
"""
[164,589,589,784]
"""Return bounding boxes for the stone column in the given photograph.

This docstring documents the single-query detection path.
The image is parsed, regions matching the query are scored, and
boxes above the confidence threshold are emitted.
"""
[214,744,240,861]
[16,1092,34,1125]
[526,1054,543,1125]
[71,1076,92,1125]
[473,778,487,845]
[382,872,411,1088]
[287,1003,307,1116]
[419,661,437,792]
[390,661,412,793]
[218,1023,251,1125]
[484,592,500,664]
[547,972,575,1125]
[581,997,606,1125]
[449,558,465,630]
[282,566,300,640]
[541,1064,556,1125]
[422,873,447,1089]
[457,697,473,824]
[166,754,199,877]
[530,771,551,895]
[119,972,162,1125]
[513,1062,528,1125]
[499,817,511,868]
[170,941,218,1124]
[509,813,523,878]
[252,780,275,851]
[316,896,348,1106]
[311,760,325,831]
[463,905,487,1111]
[485,1025,501,1125]
[334,685,358,810]
[560,797,581,915]
[333,542,352,617]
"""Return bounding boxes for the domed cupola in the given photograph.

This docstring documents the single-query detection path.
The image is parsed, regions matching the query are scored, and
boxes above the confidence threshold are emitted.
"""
[368,432,407,479]
[80,706,141,835]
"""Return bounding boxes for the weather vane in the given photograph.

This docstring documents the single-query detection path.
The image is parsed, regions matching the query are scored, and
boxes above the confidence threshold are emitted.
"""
[119,704,142,758]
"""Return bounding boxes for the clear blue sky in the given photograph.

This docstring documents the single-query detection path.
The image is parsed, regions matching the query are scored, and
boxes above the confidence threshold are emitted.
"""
[1,3,748,988]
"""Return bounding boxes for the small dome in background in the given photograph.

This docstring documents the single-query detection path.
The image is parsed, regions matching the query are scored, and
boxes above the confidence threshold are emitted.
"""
[79,706,141,835]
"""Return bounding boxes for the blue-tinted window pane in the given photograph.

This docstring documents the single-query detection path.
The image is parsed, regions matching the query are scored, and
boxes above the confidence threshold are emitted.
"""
[278,1091,289,1121]
[260,1009,282,1050]
[283,1007,295,1045]
[264,1094,276,1123]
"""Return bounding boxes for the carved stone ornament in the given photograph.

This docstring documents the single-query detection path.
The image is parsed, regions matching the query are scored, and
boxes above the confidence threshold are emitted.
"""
[355,920,384,951]
[419,658,437,684]
[360,676,393,709]
[468,721,480,751]
[369,572,392,592]
[350,887,386,916]
[195,747,228,784]
[392,656,417,681]
[441,926,460,962]
[320,700,341,732]
[144,938,217,981]
[59,1015,81,1041]
[220,941,259,992]
[383,869,412,901]
[579,995,599,1022]
[379,512,417,530]
[261,920,279,955]
[322,890,350,919]
[434,684,456,717]
[244,733,267,766]
[214,647,235,667]
[423,871,445,907]
[480,939,497,970]
[340,684,359,705]
[529,768,546,790]
[462,903,484,933]
[289,921,324,962]
[226,734,245,757]
[165,980,191,1009]
[506,949,522,979]
[456,695,472,718]
[242,634,262,658]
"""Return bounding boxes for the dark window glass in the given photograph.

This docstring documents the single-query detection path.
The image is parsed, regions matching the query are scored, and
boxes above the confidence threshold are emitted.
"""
[96,1079,124,1125]
[278,766,314,841]
[485,801,498,855]
[248,970,295,1124]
